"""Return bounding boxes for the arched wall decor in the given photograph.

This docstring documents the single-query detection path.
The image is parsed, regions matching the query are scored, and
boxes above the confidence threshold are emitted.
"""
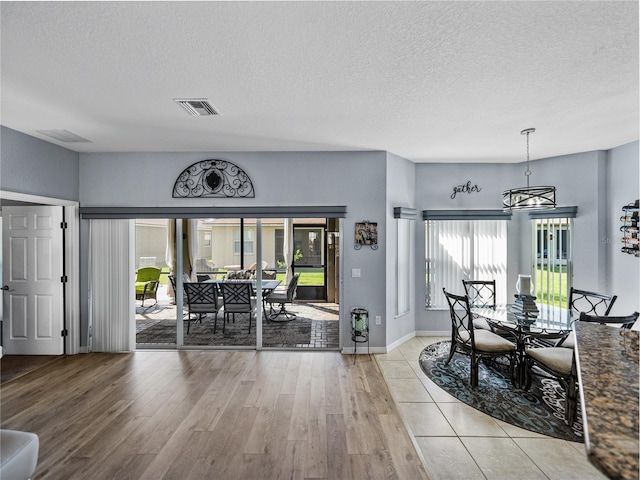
[172,159,255,198]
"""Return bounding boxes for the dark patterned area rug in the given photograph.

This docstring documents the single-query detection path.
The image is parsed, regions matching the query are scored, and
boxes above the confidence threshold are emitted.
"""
[419,341,583,442]
[136,314,312,347]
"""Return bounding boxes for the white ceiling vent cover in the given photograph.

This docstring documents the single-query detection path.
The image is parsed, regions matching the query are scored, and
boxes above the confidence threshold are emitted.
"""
[36,129,91,142]
[174,98,220,116]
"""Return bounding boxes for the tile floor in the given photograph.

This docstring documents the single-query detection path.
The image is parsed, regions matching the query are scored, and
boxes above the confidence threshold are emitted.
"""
[374,336,608,480]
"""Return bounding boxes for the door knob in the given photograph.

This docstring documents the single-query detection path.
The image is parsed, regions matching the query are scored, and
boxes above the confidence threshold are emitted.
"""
[1,286,9,291]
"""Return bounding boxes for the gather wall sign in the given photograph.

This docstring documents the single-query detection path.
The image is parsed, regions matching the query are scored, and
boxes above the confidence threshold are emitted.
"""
[451,181,482,200]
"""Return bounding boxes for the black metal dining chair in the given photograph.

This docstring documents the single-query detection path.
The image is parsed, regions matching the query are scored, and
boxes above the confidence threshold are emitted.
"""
[443,288,517,389]
[462,279,496,331]
[183,282,222,334]
[556,288,619,348]
[220,281,256,334]
[578,311,639,329]
[524,343,579,426]
[568,288,617,316]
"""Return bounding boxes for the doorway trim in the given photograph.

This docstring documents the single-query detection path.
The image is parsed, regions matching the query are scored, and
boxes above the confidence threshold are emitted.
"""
[0,190,81,354]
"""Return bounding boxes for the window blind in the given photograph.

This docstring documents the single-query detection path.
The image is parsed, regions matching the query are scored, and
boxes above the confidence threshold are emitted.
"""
[426,219,508,308]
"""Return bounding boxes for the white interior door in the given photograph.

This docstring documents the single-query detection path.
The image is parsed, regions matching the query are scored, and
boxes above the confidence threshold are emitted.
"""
[2,206,64,355]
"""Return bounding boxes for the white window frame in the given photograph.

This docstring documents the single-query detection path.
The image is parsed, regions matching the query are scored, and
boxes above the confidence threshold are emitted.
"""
[233,228,255,255]
[530,208,576,310]
[396,218,411,316]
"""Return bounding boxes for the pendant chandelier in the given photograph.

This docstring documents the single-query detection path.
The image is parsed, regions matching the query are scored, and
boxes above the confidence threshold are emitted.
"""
[502,128,556,211]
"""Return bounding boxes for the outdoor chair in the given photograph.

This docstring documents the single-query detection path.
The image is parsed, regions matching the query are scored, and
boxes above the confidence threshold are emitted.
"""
[220,281,256,334]
[266,274,300,321]
[462,279,496,331]
[168,274,199,329]
[135,266,162,307]
[443,288,516,389]
[524,344,578,425]
[184,282,222,334]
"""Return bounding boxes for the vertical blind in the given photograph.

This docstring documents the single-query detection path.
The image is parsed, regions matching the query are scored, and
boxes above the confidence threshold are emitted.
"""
[532,216,573,311]
[89,219,135,352]
[426,220,508,308]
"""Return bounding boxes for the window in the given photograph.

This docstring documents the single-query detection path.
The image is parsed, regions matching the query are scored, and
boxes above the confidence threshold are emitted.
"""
[396,218,411,316]
[202,231,212,247]
[233,228,254,254]
[532,216,573,308]
[425,219,508,308]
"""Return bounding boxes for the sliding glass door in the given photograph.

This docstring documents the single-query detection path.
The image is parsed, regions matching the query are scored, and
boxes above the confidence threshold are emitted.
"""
[134,216,340,350]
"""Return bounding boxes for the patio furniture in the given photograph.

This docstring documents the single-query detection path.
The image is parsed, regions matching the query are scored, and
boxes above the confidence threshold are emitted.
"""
[220,282,256,334]
[266,274,300,321]
[135,266,162,307]
[443,289,517,389]
[183,282,223,334]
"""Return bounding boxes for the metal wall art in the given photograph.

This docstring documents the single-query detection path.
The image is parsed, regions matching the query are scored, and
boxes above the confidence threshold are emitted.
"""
[354,221,378,250]
[451,181,482,199]
[173,159,255,198]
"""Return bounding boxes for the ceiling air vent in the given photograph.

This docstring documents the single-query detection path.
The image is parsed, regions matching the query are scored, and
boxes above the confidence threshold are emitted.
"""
[36,129,91,143]
[174,98,220,116]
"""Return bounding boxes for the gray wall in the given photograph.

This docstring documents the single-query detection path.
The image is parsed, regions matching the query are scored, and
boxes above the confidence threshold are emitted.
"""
[385,152,417,346]
[606,141,640,315]
[414,162,523,333]
[79,150,389,348]
[0,126,79,200]
[413,144,640,333]
[2,123,637,349]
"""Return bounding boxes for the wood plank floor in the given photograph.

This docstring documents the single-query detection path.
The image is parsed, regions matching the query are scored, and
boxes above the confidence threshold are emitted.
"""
[0,351,429,480]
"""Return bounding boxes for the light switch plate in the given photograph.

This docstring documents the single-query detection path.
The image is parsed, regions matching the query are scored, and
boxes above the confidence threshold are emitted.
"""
[351,268,361,278]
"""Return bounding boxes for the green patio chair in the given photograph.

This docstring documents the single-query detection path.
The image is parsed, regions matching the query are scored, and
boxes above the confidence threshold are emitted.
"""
[135,266,162,307]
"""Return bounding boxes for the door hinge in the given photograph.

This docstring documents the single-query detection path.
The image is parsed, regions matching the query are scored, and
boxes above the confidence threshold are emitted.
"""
[61,276,68,283]
[60,221,68,229]
[61,329,69,337]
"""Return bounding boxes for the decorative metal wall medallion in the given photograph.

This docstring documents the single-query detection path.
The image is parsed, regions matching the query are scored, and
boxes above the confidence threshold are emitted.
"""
[173,159,255,198]
[354,221,378,250]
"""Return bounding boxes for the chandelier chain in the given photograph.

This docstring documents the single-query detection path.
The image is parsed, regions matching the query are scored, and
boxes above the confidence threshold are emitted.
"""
[522,128,533,184]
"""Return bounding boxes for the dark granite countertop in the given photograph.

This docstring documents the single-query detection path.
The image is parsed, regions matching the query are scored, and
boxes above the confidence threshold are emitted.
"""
[574,322,639,480]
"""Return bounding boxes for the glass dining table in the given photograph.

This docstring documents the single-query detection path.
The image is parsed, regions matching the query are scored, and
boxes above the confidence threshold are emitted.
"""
[472,303,576,387]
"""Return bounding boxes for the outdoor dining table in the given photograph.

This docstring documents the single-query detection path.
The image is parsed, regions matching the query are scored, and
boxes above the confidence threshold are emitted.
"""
[206,279,282,314]
[207,278,281,292]
[472,303,576,388]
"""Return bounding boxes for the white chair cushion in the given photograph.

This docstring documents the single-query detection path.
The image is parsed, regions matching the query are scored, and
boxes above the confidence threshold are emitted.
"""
[558,331,575,349]
[526,347,573,375]
[459,329,516,352]
[472,317,493,331]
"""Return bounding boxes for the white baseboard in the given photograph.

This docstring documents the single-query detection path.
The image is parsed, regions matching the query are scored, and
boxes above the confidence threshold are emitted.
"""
[341,346,388,355]
[416,330,450,337]
[386,331,416,352]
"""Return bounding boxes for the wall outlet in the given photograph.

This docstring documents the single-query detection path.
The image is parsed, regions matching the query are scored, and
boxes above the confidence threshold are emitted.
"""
[375,315,382,325]
[351,268,361,278]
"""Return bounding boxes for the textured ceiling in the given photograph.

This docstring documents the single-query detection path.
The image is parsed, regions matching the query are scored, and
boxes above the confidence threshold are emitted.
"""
[1,1,638,163]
